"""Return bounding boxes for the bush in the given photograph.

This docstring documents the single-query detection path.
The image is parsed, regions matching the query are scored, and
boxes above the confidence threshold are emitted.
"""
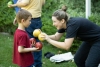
[89,13,100,26]
[1,0,100,53]
[0,0,16,34]
[41,0,100,53]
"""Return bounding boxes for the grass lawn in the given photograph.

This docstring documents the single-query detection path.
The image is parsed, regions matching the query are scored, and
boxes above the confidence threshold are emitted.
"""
[0,33,77,67]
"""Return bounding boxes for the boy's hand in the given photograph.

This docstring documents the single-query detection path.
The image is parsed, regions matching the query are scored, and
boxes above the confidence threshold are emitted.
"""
[32,47,40,51]
[30,38,36,46]
[35,42,43,50]
[13,18,17,25]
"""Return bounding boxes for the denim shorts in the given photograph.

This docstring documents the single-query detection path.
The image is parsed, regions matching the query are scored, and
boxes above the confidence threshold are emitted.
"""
[13,0,20,13]
[25,17,42,67]
[25,17,42,42]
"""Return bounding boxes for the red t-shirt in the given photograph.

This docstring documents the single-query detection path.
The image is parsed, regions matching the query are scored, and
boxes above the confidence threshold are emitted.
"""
[13,29,34,67]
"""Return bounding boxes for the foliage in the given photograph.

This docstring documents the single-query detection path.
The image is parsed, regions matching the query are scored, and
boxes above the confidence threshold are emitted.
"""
[1,0,100,53]
[41,0,60,34]
[0,0,16,34]
[89,13,100,26]
[91,0,100,12]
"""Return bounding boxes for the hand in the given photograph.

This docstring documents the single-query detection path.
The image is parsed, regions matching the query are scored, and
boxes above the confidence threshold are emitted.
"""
[32,47,40,51]
[30,38,36,46]
[8,4,16,8]
[40,32,50,41]
[13,18,17,25]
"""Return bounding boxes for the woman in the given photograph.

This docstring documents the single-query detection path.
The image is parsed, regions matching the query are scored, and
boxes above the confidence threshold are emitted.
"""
[42,7,100,67]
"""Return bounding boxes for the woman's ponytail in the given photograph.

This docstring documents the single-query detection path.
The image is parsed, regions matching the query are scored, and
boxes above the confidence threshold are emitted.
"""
[61,5,67,12]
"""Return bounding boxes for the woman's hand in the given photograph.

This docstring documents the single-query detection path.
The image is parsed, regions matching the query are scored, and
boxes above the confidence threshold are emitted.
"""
[40,32,50,41]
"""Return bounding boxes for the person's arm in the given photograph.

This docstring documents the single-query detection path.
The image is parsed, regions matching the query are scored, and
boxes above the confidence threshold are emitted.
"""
[42,0,45,6]
[18,46,39,53]
[46,37,74,50]
[49,32,64,41]
[8,0,30,8]
[41,33,74,50]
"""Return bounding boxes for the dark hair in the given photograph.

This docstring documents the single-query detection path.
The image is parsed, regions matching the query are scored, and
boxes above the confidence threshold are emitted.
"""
[16,9,32,23]
[52,5,68,22]
[61,5,67,12]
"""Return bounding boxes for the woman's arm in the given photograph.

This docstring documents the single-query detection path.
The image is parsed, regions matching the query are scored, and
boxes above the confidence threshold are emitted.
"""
[46,38,74,50]
[49,32,64,41]
[42,33,74,50]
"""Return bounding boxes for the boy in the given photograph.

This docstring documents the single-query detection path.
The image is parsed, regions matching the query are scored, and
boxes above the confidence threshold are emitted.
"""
[9,0,45,67]
[13,9,39,67]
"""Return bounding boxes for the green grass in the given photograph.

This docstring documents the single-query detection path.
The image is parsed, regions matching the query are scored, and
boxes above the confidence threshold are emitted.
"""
[0,33,77,67]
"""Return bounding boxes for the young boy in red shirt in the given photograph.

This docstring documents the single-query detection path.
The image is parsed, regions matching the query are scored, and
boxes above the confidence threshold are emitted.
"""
[13,9,39,67]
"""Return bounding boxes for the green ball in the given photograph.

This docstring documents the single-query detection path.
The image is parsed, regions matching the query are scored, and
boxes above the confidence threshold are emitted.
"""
[8,1,13,5]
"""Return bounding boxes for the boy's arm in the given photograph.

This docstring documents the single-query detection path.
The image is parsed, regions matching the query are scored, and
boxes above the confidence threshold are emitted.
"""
[18,46,39,53]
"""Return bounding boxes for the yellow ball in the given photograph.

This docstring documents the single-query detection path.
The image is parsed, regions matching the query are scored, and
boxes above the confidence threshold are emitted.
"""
[33,29,41,37]
[38,33,45,41]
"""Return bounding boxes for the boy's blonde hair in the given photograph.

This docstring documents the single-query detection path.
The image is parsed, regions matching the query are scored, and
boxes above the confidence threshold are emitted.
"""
[16,9,32,23]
